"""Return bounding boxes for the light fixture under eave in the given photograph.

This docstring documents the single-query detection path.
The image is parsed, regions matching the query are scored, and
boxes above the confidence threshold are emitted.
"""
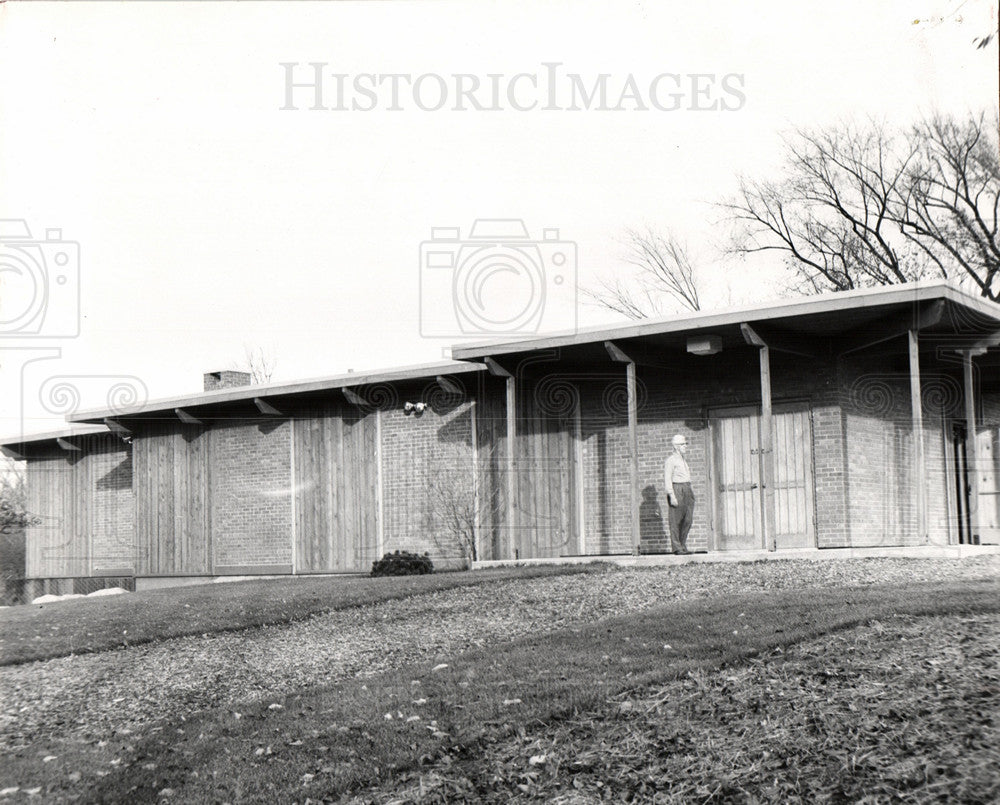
[687,335,722,356]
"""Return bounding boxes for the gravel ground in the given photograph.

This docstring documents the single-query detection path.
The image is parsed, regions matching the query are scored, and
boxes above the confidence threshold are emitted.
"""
[2,557,998,750]
[362,612,1000,803]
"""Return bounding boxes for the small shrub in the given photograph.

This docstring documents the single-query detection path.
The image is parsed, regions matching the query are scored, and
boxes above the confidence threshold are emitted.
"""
[370,550,434,577]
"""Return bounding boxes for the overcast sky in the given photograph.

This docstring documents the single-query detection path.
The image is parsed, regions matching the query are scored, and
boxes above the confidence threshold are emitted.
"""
[0,0,996,435]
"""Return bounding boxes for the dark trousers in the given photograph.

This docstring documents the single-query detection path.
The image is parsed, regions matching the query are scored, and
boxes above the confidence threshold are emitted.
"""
[668,482,695,552]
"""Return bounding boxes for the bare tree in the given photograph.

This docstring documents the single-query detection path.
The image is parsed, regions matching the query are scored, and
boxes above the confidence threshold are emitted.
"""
[426,446,504,566]
[232,344,277,384]
[724,122,927,293]
[900,113,1000,300]
[427,464,478,565]
[1,466,34,604]
[723,112,1000,300]
[0,466,32,536]
[584,228,701,319]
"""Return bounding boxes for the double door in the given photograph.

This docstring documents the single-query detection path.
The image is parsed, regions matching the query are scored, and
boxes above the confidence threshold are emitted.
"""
[711,405,815,550]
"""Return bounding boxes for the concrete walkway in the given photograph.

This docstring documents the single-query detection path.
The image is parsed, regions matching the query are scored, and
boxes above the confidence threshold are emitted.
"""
[473,544,1000,569]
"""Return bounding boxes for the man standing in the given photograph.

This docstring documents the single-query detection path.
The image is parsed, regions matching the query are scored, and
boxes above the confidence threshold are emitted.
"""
[664,433,694,555]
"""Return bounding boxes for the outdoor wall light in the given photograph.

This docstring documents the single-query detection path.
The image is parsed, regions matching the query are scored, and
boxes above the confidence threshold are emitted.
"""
[404,401,427,415]
[687,335,722,356]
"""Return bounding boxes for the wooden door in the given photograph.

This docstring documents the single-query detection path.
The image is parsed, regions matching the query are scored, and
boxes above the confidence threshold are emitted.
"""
[771,408,815,549]
[976,425,1000,542]
[952,423,972,544]
[515,390,580,559]
[712,406,815,551]
[712,410,763,550]
[294,406,379,573]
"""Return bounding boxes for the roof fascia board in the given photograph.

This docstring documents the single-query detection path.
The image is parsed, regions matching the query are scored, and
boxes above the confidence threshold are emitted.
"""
[69,362,487,423]
[451,283,995,359]
[0,424,111,449]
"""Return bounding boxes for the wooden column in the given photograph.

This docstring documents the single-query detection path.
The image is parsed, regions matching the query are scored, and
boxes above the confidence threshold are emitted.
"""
[290,414,297,574]
[740,324,776,551]
[505,375,516,559]
[963,350,979,543]
[470,398,480,562]
[484,358,517,559]
[626,360,640,554]
[375,408,384,560]
[758,343,775,551]
[605,341,640,555]
[909,329,928,542]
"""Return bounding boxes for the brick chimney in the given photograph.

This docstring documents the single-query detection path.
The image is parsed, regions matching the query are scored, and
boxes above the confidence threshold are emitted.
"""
[203,370,252,391]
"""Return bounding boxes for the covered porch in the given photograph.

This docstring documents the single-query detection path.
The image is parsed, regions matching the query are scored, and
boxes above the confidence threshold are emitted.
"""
[454,282,1000,560]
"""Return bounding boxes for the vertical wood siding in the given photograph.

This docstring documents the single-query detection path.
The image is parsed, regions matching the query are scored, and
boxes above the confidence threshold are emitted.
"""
[515,389,578,559]
[293,404,378,572]
[26,454,89,577]
[133,424,210,575]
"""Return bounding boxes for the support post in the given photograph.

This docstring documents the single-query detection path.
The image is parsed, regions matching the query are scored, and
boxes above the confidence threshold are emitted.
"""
[909,330,928,542]
[470,398,480,563]
[963,350,979,543]
[375,408,384,560]
[289,412,297,575]
[505,375,517,559]
[741,323,776,551]
[626,360,640,554]
[758,344,775,551]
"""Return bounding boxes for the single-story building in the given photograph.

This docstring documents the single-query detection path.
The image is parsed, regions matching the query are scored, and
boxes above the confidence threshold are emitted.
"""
[4,281,1000,592]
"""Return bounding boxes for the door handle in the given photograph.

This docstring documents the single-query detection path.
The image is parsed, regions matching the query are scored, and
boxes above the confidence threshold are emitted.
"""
[750,483,759,489]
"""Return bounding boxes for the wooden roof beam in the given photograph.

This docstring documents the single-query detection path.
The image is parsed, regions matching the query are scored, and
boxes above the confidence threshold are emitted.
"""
[342,387,366,406]
[740,323,818,358]
[0,446,24,461]
[604,340,633,363]
[605,340,676,368]
[967,328,1000,355]
[484,357,513,377]
[254,398,283,416]
[838,300,945,357]
[175,408,202,425]
[56,438,82,453]
[435,375,464,395]
[103,418,132,437]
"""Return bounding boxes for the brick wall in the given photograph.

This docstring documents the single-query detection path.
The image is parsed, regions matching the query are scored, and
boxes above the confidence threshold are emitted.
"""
[209,419,293,570]
[90,438,134,574]
[379,378,474,569]
[840,351,960,547]
[25,336,987,578]
[560,348,841,554]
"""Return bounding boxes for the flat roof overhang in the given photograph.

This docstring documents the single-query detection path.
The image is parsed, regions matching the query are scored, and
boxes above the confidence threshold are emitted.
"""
[450,281,1000,366]
[0,424,112,457]
[68,360,488,425]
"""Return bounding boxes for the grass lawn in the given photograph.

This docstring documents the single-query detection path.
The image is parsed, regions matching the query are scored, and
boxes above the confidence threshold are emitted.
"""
[8,577,996,803]
[0,564,604,666]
